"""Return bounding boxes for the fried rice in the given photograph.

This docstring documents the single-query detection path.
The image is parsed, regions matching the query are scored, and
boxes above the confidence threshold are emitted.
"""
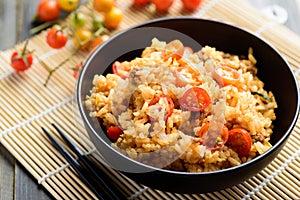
[85,38,277,172]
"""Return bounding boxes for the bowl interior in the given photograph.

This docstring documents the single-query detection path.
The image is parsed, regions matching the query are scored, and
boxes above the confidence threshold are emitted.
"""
[79,17,299,149]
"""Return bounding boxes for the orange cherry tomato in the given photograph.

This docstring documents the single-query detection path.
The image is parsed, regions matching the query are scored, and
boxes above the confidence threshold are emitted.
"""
[93,0,114,12]
[227,128,252,157]
[72,29,93,50]
[162,40,185,61]
[151,0,174,12]
[148,95,174,121]
[37,0,60,22]
[179,87,211,112]
[104,6,123,29]
[107,126,123,142]
[197,123,229,150]
[213,65,241,86]
[90,35,110,52]
[46,27,68,49]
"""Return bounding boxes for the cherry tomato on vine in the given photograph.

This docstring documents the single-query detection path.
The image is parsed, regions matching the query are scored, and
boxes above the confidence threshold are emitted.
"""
[104,6,123,29]
[151,0,174,12]
[10,41,33,71]
[90,35,110,52]
[46,26,68,49]
[227,128,252,157]
[107,126,123,142]
[181,0,202,11]
[37,0,60,22]
[197,123,229,150]
[179,87,211,112]
[133,0,150,7]
[93,0,114,13]
[70,12,87,29]
[72,62,83,79]
[58,0,79,12]
[72,29,93,50]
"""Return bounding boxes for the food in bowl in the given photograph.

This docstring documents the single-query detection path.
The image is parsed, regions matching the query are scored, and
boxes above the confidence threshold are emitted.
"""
[85,38,277,172]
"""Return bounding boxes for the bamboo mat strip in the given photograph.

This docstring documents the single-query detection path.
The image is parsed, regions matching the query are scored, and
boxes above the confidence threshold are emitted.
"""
[1,0,300,199]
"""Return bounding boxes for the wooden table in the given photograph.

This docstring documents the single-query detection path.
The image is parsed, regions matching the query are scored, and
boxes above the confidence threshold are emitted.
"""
[0,0,299,199]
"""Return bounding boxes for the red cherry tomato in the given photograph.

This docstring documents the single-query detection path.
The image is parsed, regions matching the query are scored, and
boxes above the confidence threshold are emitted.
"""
[162,40,185,61]
[37,0,60,22]
[133,0,150,6]
[107,126,123,142]
[227,128,252,157]
[72,62,83,79]
[46,27,68,49]
[181,0,202,11]
[213,65,241,86]
[197,123,229,150]
[179,87,211,112]
[148,95,174,121]
[10,41,33,71]
[151,0,174,12]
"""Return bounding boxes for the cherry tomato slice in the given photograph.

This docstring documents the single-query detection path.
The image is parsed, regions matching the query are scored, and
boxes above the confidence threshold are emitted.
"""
[197,123,229,150]
[179,87,211,112]
[148,95,174,121]
[162,40,184,61]
[214,65,241,86]
[46,27,68,49]
[107,126,123,142]
[112,61,130,79]
[227,128,252,157]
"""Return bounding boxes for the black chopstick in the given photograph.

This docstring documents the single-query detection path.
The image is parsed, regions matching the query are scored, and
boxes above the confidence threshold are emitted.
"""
[51,124,125,200]
[42,127,109,200]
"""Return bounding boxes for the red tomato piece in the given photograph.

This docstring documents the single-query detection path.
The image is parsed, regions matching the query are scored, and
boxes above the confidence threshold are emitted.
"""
[227,128,252,157]
[112,61,130,79]
[151,0,174,12]
[107,126,123,142]
[197,123,229,150]
[213,65,241,86]
[37,0,60,22]
[179,87,211,112]
[181,0,202,11]
[148,95,174,121]
[46,27,68,49]
[162,40,185,61]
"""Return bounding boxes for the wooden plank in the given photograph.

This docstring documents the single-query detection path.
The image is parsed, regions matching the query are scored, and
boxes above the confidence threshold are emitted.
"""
[0,0,18,50]
[15,164,53,200]
[0,145,14,200]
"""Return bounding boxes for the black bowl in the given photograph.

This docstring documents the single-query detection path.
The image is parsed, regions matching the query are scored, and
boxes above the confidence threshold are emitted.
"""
[77,17,299,194]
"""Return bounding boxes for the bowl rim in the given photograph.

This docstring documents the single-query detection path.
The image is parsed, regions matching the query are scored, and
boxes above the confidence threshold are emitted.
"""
[77,16,300,175]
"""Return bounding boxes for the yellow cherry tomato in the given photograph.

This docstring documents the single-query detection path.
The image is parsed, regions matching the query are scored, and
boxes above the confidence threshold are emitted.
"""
[57,0,79,12]
[93,0,114,13]
[104,6,123,29]
[73,29,93,50]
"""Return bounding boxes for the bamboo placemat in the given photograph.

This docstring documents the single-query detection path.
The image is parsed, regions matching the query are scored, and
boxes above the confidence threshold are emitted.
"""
[1,0,300,199]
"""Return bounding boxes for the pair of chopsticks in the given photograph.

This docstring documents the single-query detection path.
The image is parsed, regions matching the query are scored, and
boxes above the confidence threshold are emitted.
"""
[42,124,126,200]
